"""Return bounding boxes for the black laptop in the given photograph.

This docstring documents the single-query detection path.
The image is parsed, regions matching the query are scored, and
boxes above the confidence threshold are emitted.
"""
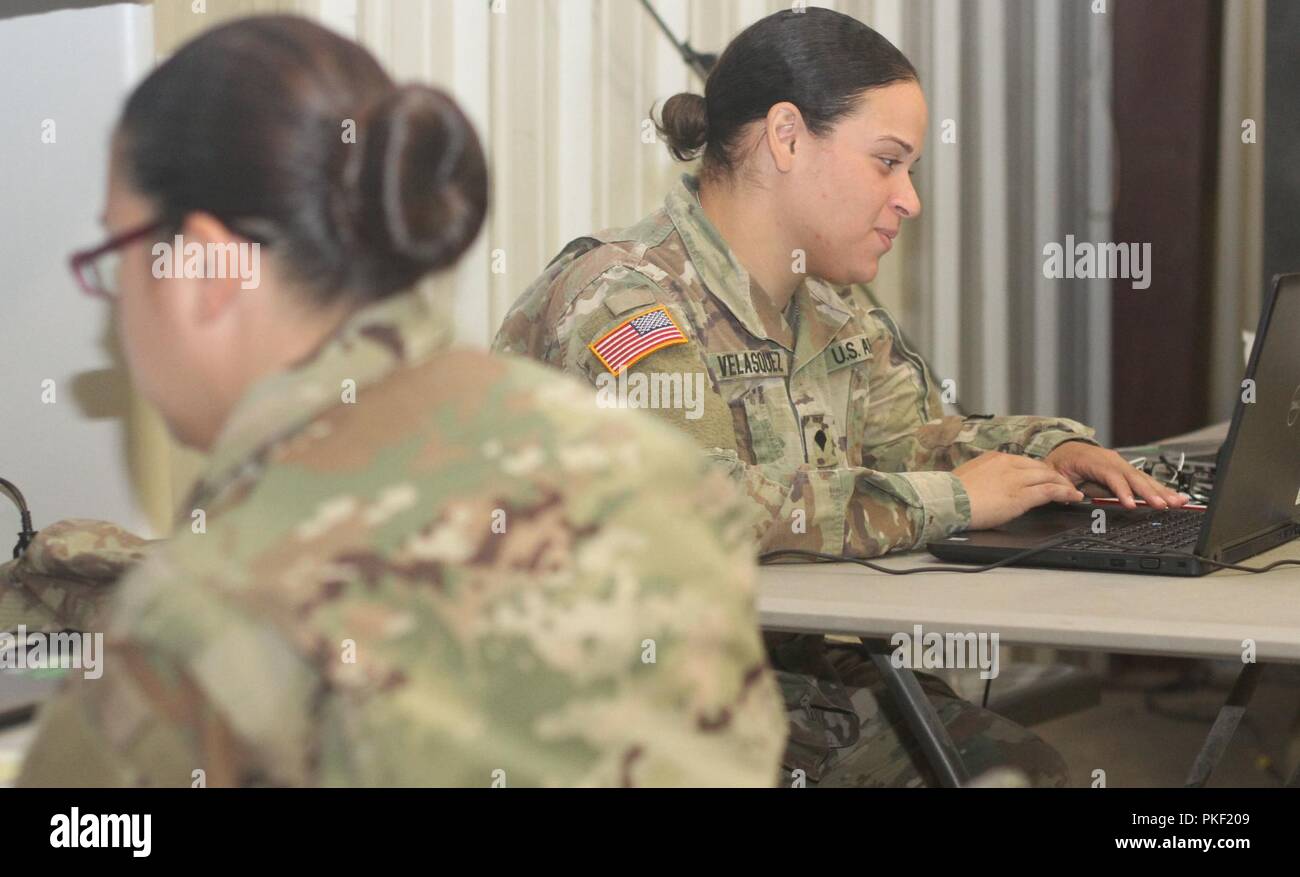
[928,273,1300,577]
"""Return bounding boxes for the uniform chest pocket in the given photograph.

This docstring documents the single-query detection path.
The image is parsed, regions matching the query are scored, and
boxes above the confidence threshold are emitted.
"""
[729,381,847,470]
[734,378,805,468]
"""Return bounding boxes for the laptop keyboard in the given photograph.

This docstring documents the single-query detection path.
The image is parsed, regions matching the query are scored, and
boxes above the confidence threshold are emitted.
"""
[1058,509,1204,553]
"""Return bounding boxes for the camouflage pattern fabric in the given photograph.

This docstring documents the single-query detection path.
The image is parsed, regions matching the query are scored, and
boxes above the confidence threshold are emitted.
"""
[16,286,787,787]
[495,173,1087,786]
[0,519,151,634]
[494,174,1099,559]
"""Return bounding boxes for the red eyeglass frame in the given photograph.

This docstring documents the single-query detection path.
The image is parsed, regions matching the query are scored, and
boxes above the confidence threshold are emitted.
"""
[68,219,167,301]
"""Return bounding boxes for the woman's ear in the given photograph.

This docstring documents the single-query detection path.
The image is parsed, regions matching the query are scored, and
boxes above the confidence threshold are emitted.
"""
[765,102,804,173]
[174,211,254,324]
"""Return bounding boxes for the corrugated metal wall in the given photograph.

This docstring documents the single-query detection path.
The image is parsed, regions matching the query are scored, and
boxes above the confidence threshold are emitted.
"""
[145,0,1115,523]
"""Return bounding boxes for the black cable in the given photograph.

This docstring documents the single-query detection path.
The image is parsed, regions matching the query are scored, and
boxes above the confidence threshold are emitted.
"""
[761,538,1300,576]
[0,477,38,559]
[639,0,717,82]
[760,534,1076,574]
[1190,555,1300,573]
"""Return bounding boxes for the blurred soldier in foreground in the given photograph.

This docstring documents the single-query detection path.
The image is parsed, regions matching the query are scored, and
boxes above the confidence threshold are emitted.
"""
[7,16,785,787]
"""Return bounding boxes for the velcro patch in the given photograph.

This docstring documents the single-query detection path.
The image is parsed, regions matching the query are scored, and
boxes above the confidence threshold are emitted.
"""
[708,348,790,381]
[824,334,872,373]
[604,287,657,316]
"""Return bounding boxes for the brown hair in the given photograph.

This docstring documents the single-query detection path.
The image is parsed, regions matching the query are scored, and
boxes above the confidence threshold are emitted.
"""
[657,8,918,179]
[118,15,487,303]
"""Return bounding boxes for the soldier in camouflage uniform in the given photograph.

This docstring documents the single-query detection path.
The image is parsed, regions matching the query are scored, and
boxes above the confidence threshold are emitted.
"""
[11,291,786,787]
[5,16,787,787]
[494,9,1185,787]
[494,173,1080,787]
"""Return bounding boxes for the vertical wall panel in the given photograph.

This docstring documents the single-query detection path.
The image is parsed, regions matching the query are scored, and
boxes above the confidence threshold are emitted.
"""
[141,0,1119,511]
[924,0,964,391]
[1084,4,1112,443]
[1209,0,1264,420]
[975,0,1010,413]
[1031,0,1062,415]
[555,0,595,249]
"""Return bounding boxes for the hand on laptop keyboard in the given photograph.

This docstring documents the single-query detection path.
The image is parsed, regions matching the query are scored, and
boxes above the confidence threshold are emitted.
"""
[1043,441,1191,511]
[953,451,1085,530]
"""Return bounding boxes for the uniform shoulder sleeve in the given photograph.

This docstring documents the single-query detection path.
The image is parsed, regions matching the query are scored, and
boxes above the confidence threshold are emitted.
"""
[1,519,151,634]
[18,546,320,787]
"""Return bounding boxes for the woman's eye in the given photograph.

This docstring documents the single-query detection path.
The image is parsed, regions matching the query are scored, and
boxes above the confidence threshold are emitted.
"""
[880,157,899,170]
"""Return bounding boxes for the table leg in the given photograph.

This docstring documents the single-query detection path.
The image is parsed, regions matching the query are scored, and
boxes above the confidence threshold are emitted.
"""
[1184,662,1263,788]
[859,637,970,788]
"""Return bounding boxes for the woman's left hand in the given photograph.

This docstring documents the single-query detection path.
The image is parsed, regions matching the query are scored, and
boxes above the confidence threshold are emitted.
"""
[1043,440,1190,510]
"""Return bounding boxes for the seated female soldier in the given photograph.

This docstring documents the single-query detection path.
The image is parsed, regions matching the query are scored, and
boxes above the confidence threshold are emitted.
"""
[493,7,1188,788]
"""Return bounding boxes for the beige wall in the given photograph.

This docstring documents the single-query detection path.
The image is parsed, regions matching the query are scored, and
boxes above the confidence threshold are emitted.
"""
[140,0,917,532]
[138,0,1150,529]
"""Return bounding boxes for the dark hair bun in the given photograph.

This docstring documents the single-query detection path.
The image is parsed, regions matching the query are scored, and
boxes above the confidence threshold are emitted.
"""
[350,84,488,289]
[656,92,709,162]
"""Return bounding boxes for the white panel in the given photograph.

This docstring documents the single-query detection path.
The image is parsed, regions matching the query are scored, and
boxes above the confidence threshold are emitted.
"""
[735,0,768,32]
[1084,6,1112,443]
[315,0,358,37]
[354,0,390,56]
[1210,0,1266,418]
[869,0,903,46]
[927,0,961,389]
[556,0,595,245]
[651,0,691,205]
[975,0,1009,413]
[449,0,493,347]
[0,2,158,533]
[1032,0,1060,414]
[488,0,514,332]
[595,0,612,228]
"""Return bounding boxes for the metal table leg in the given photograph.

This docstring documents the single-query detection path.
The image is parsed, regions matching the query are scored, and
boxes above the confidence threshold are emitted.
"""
[1185,662,1263,788]
[860,637,970,788]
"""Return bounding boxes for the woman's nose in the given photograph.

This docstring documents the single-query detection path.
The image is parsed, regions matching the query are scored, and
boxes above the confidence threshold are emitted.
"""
[893,176,921,220]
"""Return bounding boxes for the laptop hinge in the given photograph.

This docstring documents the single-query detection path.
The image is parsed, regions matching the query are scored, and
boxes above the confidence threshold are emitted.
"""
[1214,522,1300,565]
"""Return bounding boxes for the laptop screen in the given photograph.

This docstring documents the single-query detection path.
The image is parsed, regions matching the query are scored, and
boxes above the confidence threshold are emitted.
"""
[1196,274,1300,560]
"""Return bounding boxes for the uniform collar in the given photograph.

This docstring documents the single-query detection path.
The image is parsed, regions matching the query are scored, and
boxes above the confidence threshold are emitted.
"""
[665,174,795,348]
[190,287,451,511]
[793,279,855,373]
[665,174,854,366]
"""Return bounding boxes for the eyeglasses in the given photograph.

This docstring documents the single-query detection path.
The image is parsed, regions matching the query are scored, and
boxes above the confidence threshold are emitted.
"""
[68,219,167,301]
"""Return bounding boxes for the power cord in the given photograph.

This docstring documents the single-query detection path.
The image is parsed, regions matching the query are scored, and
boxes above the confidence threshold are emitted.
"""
[1190,555,1300,573]
[0,477,38,559]
[760,537,1300,575]
[762,534,1073,574]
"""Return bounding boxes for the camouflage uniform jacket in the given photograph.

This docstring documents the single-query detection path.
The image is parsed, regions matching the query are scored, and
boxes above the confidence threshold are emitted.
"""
[15,286,786,787]
[494,174,1099,559]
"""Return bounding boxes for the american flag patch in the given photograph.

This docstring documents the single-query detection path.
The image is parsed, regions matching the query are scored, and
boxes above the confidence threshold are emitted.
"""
[588,305,688,374]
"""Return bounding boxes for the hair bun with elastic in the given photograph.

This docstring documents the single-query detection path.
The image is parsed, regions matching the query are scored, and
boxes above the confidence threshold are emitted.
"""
[656,92,709,162]
[349,84,488,291]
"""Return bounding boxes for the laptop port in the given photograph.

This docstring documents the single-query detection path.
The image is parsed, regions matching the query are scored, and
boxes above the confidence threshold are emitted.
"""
[1141,558,1161,570]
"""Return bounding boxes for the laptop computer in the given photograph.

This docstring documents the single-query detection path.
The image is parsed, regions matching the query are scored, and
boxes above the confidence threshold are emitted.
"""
[928,273,1300,577]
